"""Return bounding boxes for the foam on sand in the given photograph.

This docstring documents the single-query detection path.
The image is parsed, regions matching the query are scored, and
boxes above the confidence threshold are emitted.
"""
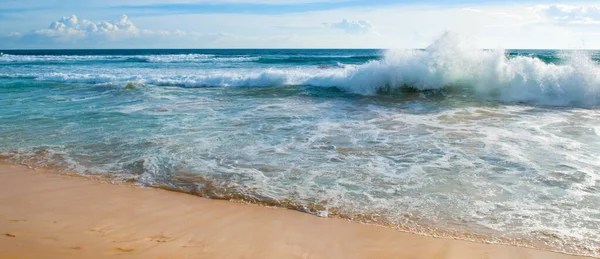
[0,164,585,259]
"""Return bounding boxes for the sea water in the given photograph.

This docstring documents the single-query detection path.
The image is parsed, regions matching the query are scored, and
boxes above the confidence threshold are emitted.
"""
[1,34,599,257]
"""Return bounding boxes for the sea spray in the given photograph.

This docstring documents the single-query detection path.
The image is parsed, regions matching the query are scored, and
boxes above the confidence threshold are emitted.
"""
[2,34,599,106]
[330,33,600,106]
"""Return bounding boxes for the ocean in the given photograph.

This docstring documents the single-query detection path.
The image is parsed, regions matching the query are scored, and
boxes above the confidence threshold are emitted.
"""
[1,36,599,257]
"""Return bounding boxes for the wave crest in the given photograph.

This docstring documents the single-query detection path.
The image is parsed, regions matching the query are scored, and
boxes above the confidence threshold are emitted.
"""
[2,34,599,107]
[329,33,600,106]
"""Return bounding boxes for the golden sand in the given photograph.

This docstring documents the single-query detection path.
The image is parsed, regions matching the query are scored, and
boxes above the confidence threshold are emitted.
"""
[0,164,586,259]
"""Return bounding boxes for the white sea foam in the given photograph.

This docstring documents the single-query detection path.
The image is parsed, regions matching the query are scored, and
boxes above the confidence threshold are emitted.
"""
[3,34,598,107]
[143,54,257,63]
[330,33,600,106]
[0,54,120,62]
[0,53,255,63]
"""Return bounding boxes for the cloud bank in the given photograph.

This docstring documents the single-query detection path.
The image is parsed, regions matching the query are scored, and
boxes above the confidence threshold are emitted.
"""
[323,19,374,34]
[5,14,207,48]
[2,14,309,49]
[536,4,600,25]
[10,15,143,41]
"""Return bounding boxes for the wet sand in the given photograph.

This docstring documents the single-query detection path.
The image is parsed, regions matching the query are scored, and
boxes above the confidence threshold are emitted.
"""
[0,164,586,259]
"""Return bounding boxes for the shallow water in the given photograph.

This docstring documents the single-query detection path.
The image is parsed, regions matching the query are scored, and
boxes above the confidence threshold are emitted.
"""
[1,35,599,257]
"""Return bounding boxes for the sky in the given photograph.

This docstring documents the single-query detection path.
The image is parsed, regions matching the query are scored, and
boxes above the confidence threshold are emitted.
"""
[1,0,600,49]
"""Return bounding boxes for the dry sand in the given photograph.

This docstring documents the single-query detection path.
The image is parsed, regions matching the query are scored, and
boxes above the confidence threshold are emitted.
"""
[0,164,586,259]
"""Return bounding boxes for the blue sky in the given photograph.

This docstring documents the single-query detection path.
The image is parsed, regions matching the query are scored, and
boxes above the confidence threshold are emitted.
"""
[1,0,600,49]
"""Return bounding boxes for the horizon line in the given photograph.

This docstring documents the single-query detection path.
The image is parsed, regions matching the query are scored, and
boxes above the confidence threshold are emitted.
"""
[2,48,599,51]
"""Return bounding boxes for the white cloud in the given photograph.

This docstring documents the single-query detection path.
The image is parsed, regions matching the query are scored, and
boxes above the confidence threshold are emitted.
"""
[24,15,142,42]
[2,14,306,48]
[462,8,525,20]
[5,14,215,47]
[535,4,600,25]
[323,19,374,34]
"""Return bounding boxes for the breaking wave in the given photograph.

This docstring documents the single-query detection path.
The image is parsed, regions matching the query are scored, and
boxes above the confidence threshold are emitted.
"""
[2,33,599,107]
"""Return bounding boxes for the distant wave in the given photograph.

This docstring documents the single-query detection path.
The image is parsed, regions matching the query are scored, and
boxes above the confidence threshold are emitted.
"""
[0,54,258,64]
[0,54,125,62]
[0,53,372,65]
[255,55,380,65]
[139,55,258,63]
[2,34,599,107]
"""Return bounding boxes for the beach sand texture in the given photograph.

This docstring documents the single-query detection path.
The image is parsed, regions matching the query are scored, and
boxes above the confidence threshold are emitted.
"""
[0,164,587,259]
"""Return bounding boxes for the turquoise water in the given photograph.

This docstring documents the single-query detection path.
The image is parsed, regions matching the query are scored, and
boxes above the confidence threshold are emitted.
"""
[1,37,599,256]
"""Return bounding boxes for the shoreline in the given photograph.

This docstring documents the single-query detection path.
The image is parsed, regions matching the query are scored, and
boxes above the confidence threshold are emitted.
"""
[0,163,589,259]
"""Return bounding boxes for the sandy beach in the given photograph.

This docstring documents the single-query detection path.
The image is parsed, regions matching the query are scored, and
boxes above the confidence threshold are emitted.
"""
[0,163,587,259]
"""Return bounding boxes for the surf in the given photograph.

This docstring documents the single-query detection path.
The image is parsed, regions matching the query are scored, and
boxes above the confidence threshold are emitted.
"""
[2,34,599,107]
